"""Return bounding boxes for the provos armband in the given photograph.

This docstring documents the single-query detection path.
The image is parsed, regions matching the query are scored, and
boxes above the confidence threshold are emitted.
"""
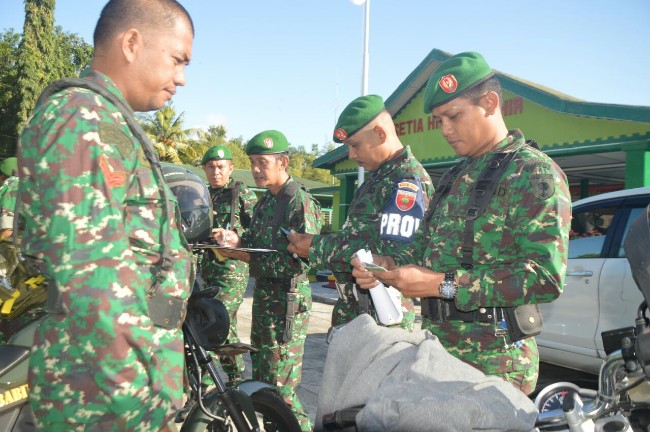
[380,177,424,243]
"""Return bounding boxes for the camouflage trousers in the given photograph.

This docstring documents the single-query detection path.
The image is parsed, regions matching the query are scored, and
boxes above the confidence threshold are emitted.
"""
[251,278,312,431]
[332,280,415,331]
[30,316,185,431]
[421,316,539,395]
[201,262,248,381]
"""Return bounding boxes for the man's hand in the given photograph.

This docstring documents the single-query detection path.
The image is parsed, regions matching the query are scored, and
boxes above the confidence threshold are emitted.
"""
[212,228,240,247]
[352,257,444,298]
[350,254,396,288]
[287,231,315,258]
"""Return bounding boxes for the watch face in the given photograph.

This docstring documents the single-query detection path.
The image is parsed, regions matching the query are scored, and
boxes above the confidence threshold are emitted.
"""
[439,280,457,299]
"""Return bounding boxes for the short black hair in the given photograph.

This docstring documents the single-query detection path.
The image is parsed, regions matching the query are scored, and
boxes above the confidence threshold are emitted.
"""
[93,0,194,48]
[464,76,503,105]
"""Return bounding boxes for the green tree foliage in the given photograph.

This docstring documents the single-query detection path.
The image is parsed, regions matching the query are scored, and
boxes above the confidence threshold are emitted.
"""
[0,29,21,155]
[12,0,57,145]
[189,125,251,169]
[287,143,339,185]
[139,103,191,164]
[0,0,93,157]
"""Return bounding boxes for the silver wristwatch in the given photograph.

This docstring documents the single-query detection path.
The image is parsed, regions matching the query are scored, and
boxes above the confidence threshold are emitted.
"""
[439,272,458,299]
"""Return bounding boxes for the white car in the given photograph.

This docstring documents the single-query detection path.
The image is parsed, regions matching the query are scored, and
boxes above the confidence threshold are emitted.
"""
[537,186,650,375]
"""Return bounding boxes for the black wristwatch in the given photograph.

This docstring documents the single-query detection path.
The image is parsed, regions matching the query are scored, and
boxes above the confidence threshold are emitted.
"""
[439,272,458,299]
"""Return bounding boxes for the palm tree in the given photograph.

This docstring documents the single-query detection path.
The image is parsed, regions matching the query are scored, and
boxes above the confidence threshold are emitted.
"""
[140,102,190,163]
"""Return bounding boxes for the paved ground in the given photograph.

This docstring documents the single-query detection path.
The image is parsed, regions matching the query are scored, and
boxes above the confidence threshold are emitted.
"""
[235,279,340,425]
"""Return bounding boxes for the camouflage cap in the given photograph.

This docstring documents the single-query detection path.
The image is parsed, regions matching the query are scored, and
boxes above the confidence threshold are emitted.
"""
[333,94,385,143]
[0,157,17,177]
[245,130,289,155]
[423,51,494,113]
[201,145,232,165]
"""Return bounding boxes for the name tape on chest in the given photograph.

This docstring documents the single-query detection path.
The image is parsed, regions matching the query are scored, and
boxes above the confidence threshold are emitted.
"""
[380,178,425,243]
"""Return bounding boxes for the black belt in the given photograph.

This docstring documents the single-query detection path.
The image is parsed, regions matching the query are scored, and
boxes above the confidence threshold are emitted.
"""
[258,273,308,288]
[422,297,501,323]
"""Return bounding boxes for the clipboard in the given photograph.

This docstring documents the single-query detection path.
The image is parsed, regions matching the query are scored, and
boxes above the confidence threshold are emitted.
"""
[192,243,277,253]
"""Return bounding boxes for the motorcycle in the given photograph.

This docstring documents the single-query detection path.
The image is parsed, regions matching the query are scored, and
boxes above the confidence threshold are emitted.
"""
[0,283,300,432]
[320,205,650,432]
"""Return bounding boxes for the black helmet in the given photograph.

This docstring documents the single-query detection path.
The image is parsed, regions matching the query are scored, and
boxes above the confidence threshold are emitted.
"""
[185,296,230,350]
[162,164,212,243]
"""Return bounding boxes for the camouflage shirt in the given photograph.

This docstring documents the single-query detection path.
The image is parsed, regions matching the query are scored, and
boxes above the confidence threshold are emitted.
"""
[395,130,571,365]
[18,69,194,424]
[243,178,322,278]
[310,146,434,279]
[0,176,18,231]
[200,177,257,281]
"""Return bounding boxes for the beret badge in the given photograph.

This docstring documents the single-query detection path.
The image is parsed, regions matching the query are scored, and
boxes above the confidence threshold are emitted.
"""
[264,137,274,149]
[217,149,225,158]
[334,128,348,142]
[439,74,458,94]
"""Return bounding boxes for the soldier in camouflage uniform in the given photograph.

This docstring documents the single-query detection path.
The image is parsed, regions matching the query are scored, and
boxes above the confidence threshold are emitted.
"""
[0,158,16,186]
[199,145,257,382]
[0,158,18,239]
[0,157,45,342]
[352,52,571,395]
[288,95,434,331]
[215,130,321,431]
[16,1,195,430]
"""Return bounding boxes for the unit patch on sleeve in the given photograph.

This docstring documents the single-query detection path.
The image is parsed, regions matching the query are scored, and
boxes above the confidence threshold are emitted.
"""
[380,177,425,242]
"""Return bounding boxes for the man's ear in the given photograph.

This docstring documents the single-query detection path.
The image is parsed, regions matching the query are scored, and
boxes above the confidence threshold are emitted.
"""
[121,28,141,63]
[481,91,500,115]
[279,154,290,170]
[373,125,387,143]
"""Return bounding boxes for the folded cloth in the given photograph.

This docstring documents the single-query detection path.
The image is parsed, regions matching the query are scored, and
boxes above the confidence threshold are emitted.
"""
[316,314,538,432]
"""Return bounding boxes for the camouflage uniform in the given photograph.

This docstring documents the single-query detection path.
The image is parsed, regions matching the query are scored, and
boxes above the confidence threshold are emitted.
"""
[242,178,321,431]
[0,175,46,341]
[18,70,194,431]
[0,175,18,232]
[310,146,434,330]
[395,130,571,394]
[199,177,257,380]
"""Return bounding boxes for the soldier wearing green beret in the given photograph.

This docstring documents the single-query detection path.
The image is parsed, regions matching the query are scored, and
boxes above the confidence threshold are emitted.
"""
[351,52,572,395]
[214,129,322,431]
[288,94,434,331]
[0,157,17,186]
[199,145,257,383]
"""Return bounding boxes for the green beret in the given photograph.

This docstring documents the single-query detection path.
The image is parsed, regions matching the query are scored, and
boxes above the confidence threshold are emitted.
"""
[423,51,494,113]
[333,94,385,143]
[201,145,232,164]
[245,130,289,155]
[0,157,17,177]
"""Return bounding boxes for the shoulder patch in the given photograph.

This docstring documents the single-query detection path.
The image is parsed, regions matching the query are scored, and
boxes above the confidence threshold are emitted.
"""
[380,177,425,243]
[99,122,133,158]
[530,174,554,200]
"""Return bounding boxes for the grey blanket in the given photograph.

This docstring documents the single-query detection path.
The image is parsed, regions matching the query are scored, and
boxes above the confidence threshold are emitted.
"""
[316,314,538,431]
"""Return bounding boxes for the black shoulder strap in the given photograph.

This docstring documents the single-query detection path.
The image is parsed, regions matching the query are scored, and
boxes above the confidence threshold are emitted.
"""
[271,180,303,249]
[230,181,242,229]
[460,149,520,269]
[424,162,465,224]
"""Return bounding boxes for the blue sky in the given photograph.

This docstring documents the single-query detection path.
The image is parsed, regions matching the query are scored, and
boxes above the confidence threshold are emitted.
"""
[1,0,649,151]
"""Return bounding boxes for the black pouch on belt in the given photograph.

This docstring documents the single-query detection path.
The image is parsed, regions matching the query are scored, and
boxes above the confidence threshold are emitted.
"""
[503,304,543,342]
